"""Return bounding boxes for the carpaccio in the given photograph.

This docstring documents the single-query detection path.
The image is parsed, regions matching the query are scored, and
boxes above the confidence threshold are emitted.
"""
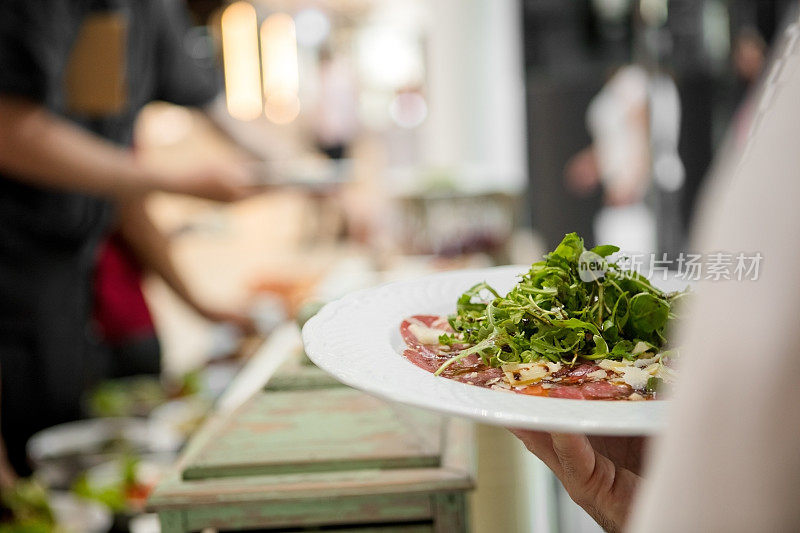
[400,315,654,401]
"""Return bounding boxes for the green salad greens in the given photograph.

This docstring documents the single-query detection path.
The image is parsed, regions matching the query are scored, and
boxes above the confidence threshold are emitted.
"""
[72,456,140,513]
[0,479,57,533]
[436,233,685,375]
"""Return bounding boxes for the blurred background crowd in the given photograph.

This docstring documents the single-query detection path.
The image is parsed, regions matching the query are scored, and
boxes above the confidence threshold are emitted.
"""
[0,0,795,531]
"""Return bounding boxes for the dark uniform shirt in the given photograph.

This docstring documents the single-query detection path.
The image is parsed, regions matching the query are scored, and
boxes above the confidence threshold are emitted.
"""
[0,0,218,474]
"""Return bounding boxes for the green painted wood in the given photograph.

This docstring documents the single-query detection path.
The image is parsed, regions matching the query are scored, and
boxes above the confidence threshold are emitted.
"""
[149,419,474,509]
[149,363,475,532]
[324,526,432,533]
[149,467,472,510]
[264,361,344,391]
[182,389,443,480]
[431,493,469,533]
[183,493,432,531]
[157,509,184,533]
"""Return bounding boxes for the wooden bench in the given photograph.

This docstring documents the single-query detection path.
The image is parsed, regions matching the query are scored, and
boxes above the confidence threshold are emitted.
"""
[149,363,474,532]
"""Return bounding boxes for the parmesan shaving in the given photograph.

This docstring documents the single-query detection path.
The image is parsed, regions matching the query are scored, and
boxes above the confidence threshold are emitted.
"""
[597,358,659,389]
[408,323,448,345]
[586,369,607,380]
[501,362,561,386]
[631,341,653,355]
[634,355,660,368]
[620,366,650,389]
[597,359,632,373]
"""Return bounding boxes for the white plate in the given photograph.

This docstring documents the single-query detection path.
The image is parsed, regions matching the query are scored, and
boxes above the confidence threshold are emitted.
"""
[50,491,112,533]
[303,265,686,436]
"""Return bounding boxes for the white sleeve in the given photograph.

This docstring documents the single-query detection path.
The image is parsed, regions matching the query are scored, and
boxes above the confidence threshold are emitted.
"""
[629,19,800,533]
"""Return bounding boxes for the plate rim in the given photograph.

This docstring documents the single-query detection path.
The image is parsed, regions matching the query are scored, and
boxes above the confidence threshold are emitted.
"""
[302,265,669,436]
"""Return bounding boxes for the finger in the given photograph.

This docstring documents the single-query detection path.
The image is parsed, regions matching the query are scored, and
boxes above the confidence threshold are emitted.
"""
[589,436,647,475]
[550,433,597,484]
[508,429,563,477]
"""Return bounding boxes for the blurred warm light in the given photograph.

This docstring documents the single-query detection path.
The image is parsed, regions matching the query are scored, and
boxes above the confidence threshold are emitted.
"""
[295,8,330,48]
[261,13,300,124]
[264,93,301,124]
[357,27,423,90]
[221,2,262,121]
[389,91,427,129]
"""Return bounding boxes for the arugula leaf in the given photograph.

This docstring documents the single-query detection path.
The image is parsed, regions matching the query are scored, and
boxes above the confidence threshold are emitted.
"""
[628,293,669,334]
[590,244,620,257]
[592,334,609,355]
[437,233,686,372]
[549,232,584,263]
[646,376,663,392]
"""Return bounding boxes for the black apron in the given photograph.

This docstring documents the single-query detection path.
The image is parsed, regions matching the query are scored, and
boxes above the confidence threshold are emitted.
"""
[0,0,219,475]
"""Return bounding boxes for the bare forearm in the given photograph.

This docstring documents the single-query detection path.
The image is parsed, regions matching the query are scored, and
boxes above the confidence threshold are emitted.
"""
[0,97,167,199]
[117,198,257,334]
[117,199,200,311]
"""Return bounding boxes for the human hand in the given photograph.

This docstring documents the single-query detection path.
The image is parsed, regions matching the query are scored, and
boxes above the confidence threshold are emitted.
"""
[604,182,645,207]
[565,147,601,196]
[510,430,646,533]
[195,305,258,336]
[163,162,259,202]
[0,443,18,490]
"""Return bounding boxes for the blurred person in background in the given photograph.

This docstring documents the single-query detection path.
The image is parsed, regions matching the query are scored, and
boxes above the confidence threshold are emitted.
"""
[564,64,655,253]
[731,27,768,147]
[94,204,256,381]
[515,11,800,533]
[734,27,767,89]
[313,46,359,160]
[0,0,255,481]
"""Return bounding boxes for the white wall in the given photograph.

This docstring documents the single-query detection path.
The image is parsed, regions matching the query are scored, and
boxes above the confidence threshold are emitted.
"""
[421,0,527,193]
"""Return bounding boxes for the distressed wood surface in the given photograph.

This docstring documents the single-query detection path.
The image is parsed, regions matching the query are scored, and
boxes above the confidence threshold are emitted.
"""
[329,526,433,533]
[149,351,474,532]
[149,412,474,506]
[156,509,184,533]
[150,463,472,509]
[182,388,443,480]
[182,493,432,530]
[264,357,344,391]
[431,493,469,533]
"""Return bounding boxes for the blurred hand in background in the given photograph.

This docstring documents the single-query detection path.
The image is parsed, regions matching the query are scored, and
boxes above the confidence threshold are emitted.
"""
[564,146,601,196]
[161,160,259,203]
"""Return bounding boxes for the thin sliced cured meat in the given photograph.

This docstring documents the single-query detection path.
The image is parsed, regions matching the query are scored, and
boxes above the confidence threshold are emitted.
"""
[452,366,505,387]
[403,348,448,374]
[400,315,651,401]
[554,363,602,384]
[400,315,452,356]
[549,381,632,400]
